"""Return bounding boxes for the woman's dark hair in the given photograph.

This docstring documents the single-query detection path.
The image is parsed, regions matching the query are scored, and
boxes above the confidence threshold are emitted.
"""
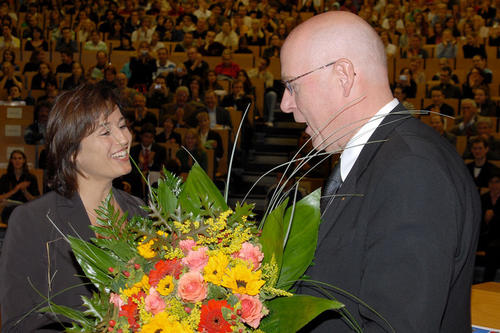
[46,83,123,197]
[237,69,253,94]
[7,150,29,176]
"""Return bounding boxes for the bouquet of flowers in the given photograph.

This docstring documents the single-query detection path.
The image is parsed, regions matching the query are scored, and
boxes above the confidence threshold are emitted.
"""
[42,164,344,332]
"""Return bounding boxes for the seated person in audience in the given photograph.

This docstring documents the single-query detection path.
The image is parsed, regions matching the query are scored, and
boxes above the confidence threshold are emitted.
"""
[24,101,51,145]
[101,65,118,89]
[220,79,253,112]
[393,67,416,98]
[5,85,32,105]
[55,50,74,73]
[245,18,266,46]
[0,150,40,223]
[204,70,224,91]
[184,47,209,80]
[63,62,86,90]
[0,62,23,93]
[0,24,20,49]
[475,87,498,117]
[147,75,172,109]
[128,42,157,92]
[428,115,457,146]
[463,117,500,160]
[131,15,154,44]
[2,48,20,71]
[114,73,137,108]
[176,128,208,174]
[430,66,461,99]
[166,63,190,91]
[55,26,78,53]
[127,123,167,199]
[201,90,232,129]
[129,93,158,131]
[379,30,397,58]
[462,31,486,59]
[431,58,459,84]
[158,17,184,42]
[154,47,176,79]
[160,86,198,127]
[234,35,253,54]
[24,27,48,51]
[436,28,457,58]
[197,111,224,171]
[189,77,205,105]
[87,50,108,82]
[31,62,58,90]
[248,57,278,125]
[408,56,426,86]
[401,34,428,59]
[471,54,493,84]
[466,136,500,188]
[174,31,196,52]
[480,171,500,282]
[198,30,224,56]
[451,99,480,137]
[214,21,239,50]
[236,70,254,97]
[393,84,415,110]
[36,85,59,104]
[262,34,281,58]
[113,34,135,51]
[425,87,455,117]
[149,31,165,54]
[155,115,182,144]
[462,67,489,99]
[193,17,208,40]
[23,49,46,73]
[215,49,240,79]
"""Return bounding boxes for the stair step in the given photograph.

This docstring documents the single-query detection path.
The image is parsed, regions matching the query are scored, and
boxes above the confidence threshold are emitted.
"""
[264,137,298,146]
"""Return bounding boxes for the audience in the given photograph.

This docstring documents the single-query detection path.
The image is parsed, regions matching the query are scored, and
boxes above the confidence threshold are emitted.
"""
[466,136,500,188]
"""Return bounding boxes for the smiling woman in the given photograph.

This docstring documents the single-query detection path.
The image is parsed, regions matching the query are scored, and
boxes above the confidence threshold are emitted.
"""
[0,83,147,331]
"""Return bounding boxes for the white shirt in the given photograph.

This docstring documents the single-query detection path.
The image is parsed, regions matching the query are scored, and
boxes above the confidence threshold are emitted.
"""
[340,98,399,181]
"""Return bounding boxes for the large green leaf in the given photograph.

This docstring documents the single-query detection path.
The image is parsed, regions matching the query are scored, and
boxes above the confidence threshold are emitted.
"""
[260,295,344,332]
[38,304,94,329]
[179,163,228,215]
[69,236,115,290]
[278,189,321,290]
[92,238,136,262]
[260,199,288,270]
[157,178,178,216]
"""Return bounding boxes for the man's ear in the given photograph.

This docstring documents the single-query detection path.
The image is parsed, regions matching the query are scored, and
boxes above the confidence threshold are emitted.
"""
[333,59,355,97]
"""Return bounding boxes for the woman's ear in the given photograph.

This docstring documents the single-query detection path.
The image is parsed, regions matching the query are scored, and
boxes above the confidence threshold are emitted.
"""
[333,58,355,97]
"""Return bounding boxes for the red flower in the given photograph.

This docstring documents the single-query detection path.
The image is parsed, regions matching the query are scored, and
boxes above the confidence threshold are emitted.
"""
[119,297,138,328]
[198,300,233,333]
[149,259,182,286]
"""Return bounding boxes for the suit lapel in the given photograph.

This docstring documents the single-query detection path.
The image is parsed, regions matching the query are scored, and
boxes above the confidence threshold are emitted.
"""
[317,104,412,246]
[54,192,95,241]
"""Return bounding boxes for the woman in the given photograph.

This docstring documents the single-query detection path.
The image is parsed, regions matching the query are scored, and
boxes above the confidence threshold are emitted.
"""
[63,62,86,90]
[113,34,135,51]
[0,83,146,331]
[204,70,224,92]
[0,150,39,223]
[128,42,157,92]
[107,20,124,40]
[24,26,49,51]
[176,128,208,173]
[1,48,19,71]
[237,69,255,96]
[189,77,204,104]
[31,61,58,90]
[155,115,182,144]
[463,68,489,99]
[23,49,45,73]
[196,111,223,169]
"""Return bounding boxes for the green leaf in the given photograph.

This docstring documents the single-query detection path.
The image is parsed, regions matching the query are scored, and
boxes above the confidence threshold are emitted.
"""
[92,238,136,262]
[260,295,344,332]
[38,304,94,329]
[68,236,115,290]
[260,199,288,270]
[81,292,110,321]
[157,177,178,216]
[179,163,228,216]
[278,189,321,290]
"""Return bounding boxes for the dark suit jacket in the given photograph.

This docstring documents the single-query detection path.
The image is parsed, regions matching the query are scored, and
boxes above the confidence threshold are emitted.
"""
[301,104,480,332]
[0,189,145,332]
[126,143,167,198]
[466,160,500,188]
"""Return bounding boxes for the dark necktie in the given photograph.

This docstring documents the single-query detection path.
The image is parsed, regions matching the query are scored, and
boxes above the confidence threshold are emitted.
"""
[320,162,342,212]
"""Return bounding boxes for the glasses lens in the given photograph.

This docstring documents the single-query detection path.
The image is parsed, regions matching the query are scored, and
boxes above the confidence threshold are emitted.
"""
[285,81,293,95]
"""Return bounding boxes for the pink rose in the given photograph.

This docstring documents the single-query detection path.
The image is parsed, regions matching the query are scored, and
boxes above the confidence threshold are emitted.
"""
[145,288,166,315]
[179,239,196,253]
[109,292,124,308]
[234,242,264,270]
[181,246,209,272]
[237,294,264,328]
[177,271,207,303]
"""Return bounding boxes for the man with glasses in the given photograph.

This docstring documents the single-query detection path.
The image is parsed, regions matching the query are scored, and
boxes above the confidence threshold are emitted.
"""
[280,12,480,332]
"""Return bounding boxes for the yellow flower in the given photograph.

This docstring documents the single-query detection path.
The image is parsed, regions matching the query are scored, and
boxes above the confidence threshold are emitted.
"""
[137,237,156,259]
[203,252,229,285]
[139,312,193,333]
[221,264,265,296]
[157,275,175,296]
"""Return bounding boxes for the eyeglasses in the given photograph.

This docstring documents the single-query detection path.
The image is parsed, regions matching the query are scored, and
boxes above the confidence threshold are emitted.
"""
[283,60,337,95]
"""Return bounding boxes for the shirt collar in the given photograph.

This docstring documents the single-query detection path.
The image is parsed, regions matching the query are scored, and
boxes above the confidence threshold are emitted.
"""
[340,98,399,181]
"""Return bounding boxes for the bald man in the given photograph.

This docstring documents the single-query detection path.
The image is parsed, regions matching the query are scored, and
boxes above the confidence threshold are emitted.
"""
[280,12,480,332]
